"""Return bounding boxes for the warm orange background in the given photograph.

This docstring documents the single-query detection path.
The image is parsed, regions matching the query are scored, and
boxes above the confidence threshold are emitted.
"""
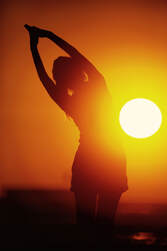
[1,0,167,203]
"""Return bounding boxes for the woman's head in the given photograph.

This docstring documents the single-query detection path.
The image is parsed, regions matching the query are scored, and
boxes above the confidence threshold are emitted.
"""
[52,56,83,92]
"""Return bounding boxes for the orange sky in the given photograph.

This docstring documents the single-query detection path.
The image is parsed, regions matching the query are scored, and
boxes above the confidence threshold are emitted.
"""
[1,0,167,203]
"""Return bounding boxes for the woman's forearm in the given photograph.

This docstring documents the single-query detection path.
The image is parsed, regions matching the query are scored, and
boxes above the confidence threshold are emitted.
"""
[46,31,78,57]
[30,42,48,84]
[30,41,58,102]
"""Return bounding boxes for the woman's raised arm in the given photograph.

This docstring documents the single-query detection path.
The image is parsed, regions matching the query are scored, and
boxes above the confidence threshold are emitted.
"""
[24,24,59,103]
[46,30,104,79]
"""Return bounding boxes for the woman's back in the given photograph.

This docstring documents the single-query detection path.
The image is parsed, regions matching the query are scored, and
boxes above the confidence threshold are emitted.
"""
[64,77,128,193]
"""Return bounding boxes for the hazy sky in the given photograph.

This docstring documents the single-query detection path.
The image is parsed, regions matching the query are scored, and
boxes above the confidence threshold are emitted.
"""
[1,0,167,203]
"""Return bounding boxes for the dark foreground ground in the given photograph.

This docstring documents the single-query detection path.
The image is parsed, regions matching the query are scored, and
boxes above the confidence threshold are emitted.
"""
[0,189,167,249]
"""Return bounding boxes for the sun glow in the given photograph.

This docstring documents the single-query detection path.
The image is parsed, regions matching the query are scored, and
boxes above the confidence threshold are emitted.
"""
[119,99,162,138]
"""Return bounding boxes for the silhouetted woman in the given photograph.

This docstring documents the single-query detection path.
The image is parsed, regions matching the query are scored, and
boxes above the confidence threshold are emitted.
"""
[25,24,128,225]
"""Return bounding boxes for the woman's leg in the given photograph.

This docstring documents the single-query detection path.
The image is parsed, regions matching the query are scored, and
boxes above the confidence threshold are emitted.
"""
[74,190,97,224]
[96,191,122,225]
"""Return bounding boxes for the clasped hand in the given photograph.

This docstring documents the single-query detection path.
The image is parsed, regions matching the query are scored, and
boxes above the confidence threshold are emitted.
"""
[24,24,50,44]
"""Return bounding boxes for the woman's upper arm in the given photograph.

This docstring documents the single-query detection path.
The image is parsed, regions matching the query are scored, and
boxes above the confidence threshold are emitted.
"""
[73,51,105,86]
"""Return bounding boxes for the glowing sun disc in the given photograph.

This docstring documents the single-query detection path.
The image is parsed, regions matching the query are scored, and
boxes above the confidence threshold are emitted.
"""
[119,98,162,138]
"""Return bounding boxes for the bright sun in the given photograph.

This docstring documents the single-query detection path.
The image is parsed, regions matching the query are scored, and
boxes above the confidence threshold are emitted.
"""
[119,98,162,138]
